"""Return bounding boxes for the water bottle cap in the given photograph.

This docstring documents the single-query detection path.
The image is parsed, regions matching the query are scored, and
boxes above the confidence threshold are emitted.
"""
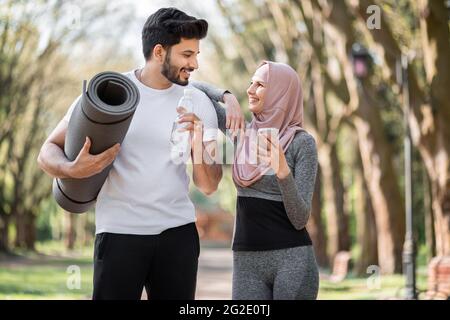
[183,88,193,97]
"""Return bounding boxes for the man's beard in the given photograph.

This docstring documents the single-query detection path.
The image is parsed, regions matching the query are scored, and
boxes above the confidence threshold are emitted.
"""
[161,49,192,86]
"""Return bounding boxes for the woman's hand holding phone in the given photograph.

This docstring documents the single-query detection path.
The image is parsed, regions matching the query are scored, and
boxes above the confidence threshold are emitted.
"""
[257,128,290,179]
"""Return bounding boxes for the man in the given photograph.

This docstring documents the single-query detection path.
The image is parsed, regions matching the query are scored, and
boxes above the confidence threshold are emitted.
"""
[38,7,223,300]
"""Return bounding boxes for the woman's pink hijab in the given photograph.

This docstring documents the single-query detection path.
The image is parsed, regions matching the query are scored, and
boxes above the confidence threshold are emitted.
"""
[232,61,304,187]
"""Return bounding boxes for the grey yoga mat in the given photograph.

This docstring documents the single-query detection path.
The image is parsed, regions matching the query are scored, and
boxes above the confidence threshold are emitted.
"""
[53,71,140,213]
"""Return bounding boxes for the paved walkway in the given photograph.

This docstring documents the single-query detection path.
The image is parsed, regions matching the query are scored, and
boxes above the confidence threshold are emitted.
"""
[196,246,233,300]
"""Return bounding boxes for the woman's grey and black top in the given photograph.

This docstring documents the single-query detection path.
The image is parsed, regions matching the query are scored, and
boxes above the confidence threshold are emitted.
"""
[192,82,318,251]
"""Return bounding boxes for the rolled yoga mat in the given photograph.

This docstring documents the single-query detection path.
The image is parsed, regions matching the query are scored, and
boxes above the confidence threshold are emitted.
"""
[53,71,140,213]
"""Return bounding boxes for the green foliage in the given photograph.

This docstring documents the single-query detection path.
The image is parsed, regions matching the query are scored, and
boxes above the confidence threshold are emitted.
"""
[35,199,59,242]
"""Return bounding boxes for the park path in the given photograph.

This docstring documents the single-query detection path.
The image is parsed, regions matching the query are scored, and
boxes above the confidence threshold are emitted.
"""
[196,246,233,300]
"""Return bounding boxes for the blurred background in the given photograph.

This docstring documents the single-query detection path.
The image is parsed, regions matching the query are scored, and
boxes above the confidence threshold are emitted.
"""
[0,0,449,300]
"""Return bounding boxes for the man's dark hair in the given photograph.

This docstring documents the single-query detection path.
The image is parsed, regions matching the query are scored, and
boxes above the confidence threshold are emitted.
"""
[142,7,208,60]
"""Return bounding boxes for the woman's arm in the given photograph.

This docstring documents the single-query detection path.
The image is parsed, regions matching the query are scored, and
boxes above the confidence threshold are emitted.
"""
[277,133,318,230]
[191,81,244,137]
[191,81,228,103]
[210,100,227,135]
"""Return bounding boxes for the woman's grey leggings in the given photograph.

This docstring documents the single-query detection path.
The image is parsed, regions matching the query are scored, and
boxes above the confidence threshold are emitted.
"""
[232,245,319,300]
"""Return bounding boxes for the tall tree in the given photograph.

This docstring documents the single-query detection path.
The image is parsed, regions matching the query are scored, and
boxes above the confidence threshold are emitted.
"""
[355,0,450,257]
[301,0,406,273]
[307,165,329,268]
[0,0,135,251]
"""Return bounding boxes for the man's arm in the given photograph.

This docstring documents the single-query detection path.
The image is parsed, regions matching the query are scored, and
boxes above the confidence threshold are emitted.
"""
[177,108,222,195]
[191,81,245,137]
[192,139,222,196]
[37,119,121,179]
[37,119,74,178]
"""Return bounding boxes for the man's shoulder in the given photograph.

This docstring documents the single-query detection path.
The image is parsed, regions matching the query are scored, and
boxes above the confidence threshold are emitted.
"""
[188,84,211,100]
[185,84,214,109]
[122,70,135,80]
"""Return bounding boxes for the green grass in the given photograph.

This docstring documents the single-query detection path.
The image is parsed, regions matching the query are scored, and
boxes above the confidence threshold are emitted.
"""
[0,241,430,300]
[0,264,93,299]
[318,269,428,299]
[0,241,94,300]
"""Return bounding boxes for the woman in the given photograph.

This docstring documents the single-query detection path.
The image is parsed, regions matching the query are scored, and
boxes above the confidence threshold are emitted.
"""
[192,61,319,300]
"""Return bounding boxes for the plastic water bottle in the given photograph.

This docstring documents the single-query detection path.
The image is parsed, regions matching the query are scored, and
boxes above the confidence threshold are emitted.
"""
[170,89,194,163]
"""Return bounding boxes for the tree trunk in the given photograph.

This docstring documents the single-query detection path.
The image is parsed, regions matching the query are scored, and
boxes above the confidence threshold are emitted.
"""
[78,213,88,247]
[330,143,351,252]
[429,179,450,256]
[306,0,405,273]
[423,167,436,259]
[417,0,450,257]
[14,210,26,248]
[0,215,9,252]
[357,0,450,258]
[354,147,378,275]
[14,210,36,250]
[24,214,36,251]
[307,165,329,268]
[354,87,405,274]
[66,213,77,250]
[318,143,351,262]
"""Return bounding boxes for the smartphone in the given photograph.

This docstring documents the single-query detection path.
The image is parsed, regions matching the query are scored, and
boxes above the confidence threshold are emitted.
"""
[257,128,280,173]
[257,127,279,149]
